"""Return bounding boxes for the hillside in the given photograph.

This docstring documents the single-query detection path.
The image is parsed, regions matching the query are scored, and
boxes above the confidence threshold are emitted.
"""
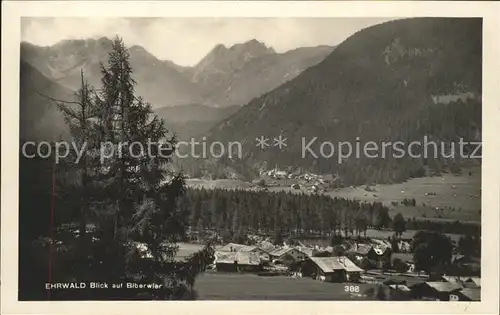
[20,60,74,141]
[198,44,335,106]
[207,18,482,184]
[155,104,242,139]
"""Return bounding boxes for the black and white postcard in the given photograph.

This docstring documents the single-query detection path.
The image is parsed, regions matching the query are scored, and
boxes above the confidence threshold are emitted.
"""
[2,1,499,315]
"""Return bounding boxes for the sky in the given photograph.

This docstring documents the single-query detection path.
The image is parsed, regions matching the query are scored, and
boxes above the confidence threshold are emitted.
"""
[21,17,395,66]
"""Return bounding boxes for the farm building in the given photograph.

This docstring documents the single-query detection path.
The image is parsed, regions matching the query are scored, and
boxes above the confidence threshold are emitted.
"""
[218,243,271,261]
[305,256,363,283]
[410,281,463,301]
[349,243,392,269]
[270,247,307,264]
[213,251,262,272]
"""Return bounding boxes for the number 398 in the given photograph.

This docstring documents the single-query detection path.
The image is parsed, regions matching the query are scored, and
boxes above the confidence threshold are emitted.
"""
[344,285,360,293]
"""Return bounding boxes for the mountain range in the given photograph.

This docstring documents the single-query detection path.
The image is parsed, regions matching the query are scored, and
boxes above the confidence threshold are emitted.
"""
[19,18,482,185]
[21,38,334,108]
[20,37,333,140]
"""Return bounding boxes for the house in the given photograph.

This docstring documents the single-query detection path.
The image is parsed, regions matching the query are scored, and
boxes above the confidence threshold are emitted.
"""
[213,251,262,272]
[350,243,392,269]
[218,243,270,261]
[306,256,363,282]
[269,247,307,264]
[451,287,481,301]
[410,281,463,301]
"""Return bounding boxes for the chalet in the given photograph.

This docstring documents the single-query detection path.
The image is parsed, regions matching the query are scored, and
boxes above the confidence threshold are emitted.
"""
[410,281,463,301]
[218,243,270,261]
[306,256,363,283]
[350,243,392,269]
[213,251,262,272]
[269,247,307,264]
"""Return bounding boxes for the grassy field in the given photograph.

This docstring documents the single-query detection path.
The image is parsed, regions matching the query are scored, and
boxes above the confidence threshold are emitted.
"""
[194,272,378,300]
[324,166,481,222]
[263,167,481,223]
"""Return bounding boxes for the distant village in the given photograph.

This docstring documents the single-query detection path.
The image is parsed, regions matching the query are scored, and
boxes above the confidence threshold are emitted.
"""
[253,166,339,193]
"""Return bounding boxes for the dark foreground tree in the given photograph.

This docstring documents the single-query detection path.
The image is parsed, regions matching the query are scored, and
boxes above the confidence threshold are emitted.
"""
[411,231,453,276]
[31,37,213,300]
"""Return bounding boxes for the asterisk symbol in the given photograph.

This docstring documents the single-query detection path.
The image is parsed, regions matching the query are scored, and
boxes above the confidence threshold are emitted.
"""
[273,135,287,149]
[255,136,269,149]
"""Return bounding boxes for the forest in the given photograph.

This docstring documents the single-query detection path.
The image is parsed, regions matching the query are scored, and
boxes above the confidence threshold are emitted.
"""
[179,188,480,243]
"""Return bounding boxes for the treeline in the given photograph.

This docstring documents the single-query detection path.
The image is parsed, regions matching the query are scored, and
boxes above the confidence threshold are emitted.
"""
[178,188,480,240]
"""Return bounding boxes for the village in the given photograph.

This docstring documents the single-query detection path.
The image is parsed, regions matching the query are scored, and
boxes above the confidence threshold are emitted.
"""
[190,233,481,301]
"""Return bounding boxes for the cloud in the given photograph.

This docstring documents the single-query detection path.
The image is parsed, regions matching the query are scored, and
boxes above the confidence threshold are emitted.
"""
[21,17,395,66]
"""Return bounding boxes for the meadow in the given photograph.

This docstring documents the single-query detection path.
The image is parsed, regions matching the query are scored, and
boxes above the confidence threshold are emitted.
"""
[194,272,378,300]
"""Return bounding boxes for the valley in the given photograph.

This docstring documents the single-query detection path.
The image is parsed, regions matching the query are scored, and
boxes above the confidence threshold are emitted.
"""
[18,17,483,302]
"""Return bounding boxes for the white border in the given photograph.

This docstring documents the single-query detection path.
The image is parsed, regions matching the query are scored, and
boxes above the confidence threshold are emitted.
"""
[2,1,500,315]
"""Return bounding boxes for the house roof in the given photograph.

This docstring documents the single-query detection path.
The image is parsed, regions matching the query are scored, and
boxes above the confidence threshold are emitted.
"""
[270,247,302,257]
[258,241,276,252]
[310,256,364,273]
[389,284,411,292]
[442,276,463,284]
[354,244,373,255]
[296,247,316,257]
[458,288,481,301]
[425,281,463,293]
[214,251,261,265]
[464,277,481,287]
